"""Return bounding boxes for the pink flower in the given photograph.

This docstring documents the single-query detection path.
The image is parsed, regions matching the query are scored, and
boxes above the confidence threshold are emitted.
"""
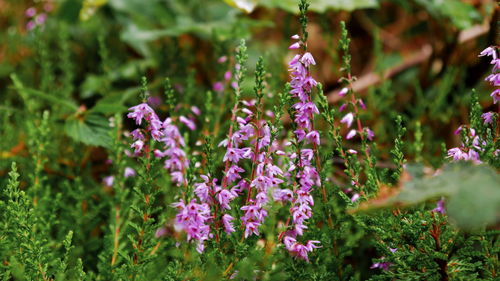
[222,214,235,233]
[213,82,224,92]
[227,165,245,183]
[191,106,201,116]
[346,129,356,140]
[124,167,136,178]
[223,148,250,163]
[217,189,236,210]
[103,176,114,187]
[340,113,354,128]
[289,42,301,49]
[131,140,144,154]
[179,116,196,131]
[482,112,495,124]
[25,7,36,17]
[339,87,348,97]
[300,52,316,66]
[127,103,154,125]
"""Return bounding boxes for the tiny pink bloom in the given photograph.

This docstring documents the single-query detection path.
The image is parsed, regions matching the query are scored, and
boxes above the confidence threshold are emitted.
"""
[131,140,144,154]
[339,87,348,97]
[103,176,114,187]
[26,20,36,30]
[224,71,232,81]
[218,56,227,63]
[222,214,235,233]
[213,82,224,92]
[300,52,316,66]
[351,193,360,202]
[366,128,375,140]
[481,112,494,124]
[191,106,201,116]
[347,149,358,154]
[35,13,47,25]
[339,103,347,112]
[346,129,356,140]
[179,116,196,131]
[291,34,300,39]
[124,167,136,178]
[358,99,366,110]
[340,113,354,128]
[155,227,168,238]
[25,7,36,18]
[289,42,300,49]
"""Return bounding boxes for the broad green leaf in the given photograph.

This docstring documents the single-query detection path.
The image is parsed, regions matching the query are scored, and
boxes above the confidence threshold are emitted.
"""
[64,112,112,148]
[353,163,500,230]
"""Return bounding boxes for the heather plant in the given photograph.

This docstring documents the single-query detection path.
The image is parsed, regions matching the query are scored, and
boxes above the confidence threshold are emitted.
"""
[1,0,499,280]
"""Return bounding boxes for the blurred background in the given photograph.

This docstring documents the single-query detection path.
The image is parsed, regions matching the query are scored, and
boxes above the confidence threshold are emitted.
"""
[0,0,498,166]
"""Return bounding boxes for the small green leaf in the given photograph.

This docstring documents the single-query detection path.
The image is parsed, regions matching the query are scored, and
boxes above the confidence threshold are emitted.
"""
[64,112,112,148]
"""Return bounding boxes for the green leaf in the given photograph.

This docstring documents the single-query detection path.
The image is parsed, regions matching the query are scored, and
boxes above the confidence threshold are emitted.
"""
[64,112,112,148]
[353,163,500,230]
[396,163,500,230]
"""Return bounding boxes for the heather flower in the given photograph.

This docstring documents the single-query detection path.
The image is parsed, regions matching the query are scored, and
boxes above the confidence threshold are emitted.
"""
[222,214,235,233]
[172,199,211,253]
[191,106,201,116]
[366,128,375,141]
[371,259,392,271]
[300,52,316,66]
[131,140,144,154]
[127,103,154,125]
[103,176,114,187]
[213,82,224,92]
[339,87,348,97]
[289,42,300,49]
[351,193,360,202]
[346,129,356,140]
[227,165,245,183]
[433,198,446,214]
[124,167,136,178]
[481,112,494,124]
[179,115,196,131]
[224,148,250,163]
[25,7,36,17]
[340,113,354,128]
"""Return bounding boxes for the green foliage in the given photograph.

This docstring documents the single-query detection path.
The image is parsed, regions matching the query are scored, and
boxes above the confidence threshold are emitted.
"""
[0,0,498,280]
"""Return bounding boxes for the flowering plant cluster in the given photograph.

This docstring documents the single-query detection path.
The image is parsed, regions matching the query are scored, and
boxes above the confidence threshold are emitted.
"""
[1,0,499,280]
